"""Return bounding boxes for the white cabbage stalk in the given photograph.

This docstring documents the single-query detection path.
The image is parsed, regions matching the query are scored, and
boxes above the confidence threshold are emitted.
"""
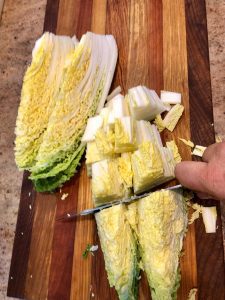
[192,145,207,157]
[151,125,176,180]
[99,107,111,128]
[136,120,154,144]
[128,86,167,121]
[106,94,130,127]
[81,115,103,143]
[106,86,122,101]
[161,90,182,105]
[202,206,217,233]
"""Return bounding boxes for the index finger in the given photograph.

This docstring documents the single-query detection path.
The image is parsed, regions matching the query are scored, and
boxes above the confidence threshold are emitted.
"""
[202,142,225,162]
[175,161,208,193]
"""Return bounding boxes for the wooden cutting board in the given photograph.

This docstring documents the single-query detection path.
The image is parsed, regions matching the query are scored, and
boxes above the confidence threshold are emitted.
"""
[7,0,225,299]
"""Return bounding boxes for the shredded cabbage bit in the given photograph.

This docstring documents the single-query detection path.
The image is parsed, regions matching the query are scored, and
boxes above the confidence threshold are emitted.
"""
[179,138,194,148]
[166,141,182,163]
[154,114,165,132]
[163,104,184,132]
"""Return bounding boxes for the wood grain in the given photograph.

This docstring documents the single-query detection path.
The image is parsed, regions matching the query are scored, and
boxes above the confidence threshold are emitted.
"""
[185,0,225,299]
[24,193,57,300]
[0,0,4,22]
[7,172,36,298]
[47,175,80,300]
[56,0,93,38]
[162,1,197,298]
[7,0,225,299]
[70,165,94,300]
[43,0,60,33]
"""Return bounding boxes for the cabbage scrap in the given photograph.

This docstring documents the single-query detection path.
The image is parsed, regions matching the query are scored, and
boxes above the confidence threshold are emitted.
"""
[128,86,167,121]
[115,117,137,153]
[163,104,184,132]
[166,141,182,163]
[191,145,206,157]
[179,138,194,148]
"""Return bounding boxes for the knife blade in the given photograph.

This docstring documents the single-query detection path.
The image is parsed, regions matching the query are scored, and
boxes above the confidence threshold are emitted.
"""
[57,184,182,221]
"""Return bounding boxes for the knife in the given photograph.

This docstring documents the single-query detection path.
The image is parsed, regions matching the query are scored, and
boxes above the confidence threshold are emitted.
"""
[57,184,182,221]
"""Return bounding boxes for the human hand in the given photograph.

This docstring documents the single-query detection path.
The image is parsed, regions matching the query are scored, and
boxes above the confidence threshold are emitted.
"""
[175,142,225,201]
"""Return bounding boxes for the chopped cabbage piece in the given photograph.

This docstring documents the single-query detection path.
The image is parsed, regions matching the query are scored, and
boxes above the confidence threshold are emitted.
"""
[154,114,165,132]
[106,94,130,127]
[202,206,217,233]
[92,159,126,206]
[179,138,194,148]
[215,134,223,143]
[81,115,103,143]
[187,288,198,300]
[191,145,206,157]
[118,153,133,188]
[131,142,164,193]
[163,104,184,132]
[189,203,202,224]
[160,90,182,105]
[136,120,154,144]
[106,86,122,102]
[95,128,115,156]
[115,117,137,153]
[166,140,182,163]
[128,86,167,121]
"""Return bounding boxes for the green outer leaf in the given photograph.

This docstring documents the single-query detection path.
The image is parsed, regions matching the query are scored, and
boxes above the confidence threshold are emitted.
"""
[32,145,85,192]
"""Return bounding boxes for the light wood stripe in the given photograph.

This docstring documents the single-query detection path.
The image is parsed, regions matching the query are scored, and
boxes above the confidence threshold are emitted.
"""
[91,0,107,34]
[70,165,94,300]
[162,0,197,298]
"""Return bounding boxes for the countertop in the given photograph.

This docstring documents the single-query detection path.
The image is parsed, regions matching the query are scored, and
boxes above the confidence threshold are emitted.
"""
[0,0,224,299]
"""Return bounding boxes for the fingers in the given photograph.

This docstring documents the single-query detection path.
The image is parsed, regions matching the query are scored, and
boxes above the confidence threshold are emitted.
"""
[175,161,208,193]
[196,192,213,199]
[202,142,225,162]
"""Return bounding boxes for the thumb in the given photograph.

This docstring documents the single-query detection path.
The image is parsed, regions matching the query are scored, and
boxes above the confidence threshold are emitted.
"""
[175,161,208,193]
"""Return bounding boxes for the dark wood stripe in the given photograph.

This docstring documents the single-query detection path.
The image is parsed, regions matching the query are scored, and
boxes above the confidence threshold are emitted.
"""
[24,193,57,300]
[47,174,80,300]
[185,0,225,299]
[43,0,60,33]
[56,0,93,38]
[7,171,36,298]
